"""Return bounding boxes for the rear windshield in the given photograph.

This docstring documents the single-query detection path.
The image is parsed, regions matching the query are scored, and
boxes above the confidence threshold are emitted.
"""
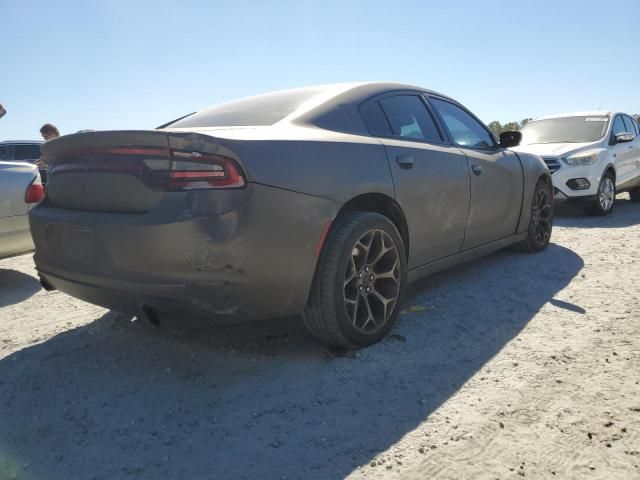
[14,144,42,160]
[168,88,324,128]
[520,116,610,144]
[0,143,41,162]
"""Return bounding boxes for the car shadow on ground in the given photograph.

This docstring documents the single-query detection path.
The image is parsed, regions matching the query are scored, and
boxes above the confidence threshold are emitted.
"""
[554,195,640,229]
[0,268,41,308]
[0,243,583,480]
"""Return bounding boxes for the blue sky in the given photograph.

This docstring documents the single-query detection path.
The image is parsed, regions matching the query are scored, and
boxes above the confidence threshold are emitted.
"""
[2,0,639,139]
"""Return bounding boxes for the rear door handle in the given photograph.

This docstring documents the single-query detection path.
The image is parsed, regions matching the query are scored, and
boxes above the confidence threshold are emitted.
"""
[396,155,414,169]
[471,164,482,176]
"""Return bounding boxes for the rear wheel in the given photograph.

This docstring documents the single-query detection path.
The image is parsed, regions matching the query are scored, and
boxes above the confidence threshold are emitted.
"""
[303,212,407,348]
[583,171,615,216]
[513,179,553,253]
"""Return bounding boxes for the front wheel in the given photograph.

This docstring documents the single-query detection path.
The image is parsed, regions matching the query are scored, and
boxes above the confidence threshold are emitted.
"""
[583,172,615,216]
[303,211,407,348]
[513,179,553,253]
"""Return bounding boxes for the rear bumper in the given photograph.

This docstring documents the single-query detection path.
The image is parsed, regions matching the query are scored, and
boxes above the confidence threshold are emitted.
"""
[30,183,339,323]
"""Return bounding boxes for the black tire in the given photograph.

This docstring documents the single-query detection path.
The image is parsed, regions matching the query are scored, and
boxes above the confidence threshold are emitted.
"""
[303,211,407,348]
[583,171,615,216]
[629,187,640,202]
[513,179,553,253]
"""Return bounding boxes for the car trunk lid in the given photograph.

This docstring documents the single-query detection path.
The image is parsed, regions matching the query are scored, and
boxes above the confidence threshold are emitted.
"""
[43,130,244,213]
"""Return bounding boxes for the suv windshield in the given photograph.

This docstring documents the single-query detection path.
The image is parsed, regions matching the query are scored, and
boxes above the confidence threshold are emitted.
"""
[168,87,325,128]
[520,116,610,144]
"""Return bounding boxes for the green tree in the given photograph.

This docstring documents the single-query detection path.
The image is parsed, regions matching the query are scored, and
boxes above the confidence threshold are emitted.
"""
[488,121,503,136]
[488,118,533,136]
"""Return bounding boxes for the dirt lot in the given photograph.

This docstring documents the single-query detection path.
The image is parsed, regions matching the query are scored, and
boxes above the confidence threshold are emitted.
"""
[1,196,639,480]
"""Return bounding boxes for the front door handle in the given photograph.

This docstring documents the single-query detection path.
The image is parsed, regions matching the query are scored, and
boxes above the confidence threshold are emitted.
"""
[396,155,414,169]
[471,164,482,176]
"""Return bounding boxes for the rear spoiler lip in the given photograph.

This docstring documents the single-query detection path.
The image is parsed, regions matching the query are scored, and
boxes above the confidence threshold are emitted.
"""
[41,130,173,156]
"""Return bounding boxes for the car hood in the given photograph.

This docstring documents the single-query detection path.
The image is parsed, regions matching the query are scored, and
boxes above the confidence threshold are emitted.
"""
[512,141,599,157]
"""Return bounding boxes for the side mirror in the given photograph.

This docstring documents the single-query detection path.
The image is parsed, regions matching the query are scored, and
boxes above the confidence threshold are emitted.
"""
[615,132,635,144]
[499,130,522,148]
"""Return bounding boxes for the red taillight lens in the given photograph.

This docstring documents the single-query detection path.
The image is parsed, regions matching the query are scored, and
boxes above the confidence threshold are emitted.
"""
[165,151,245,190]
[25,175,45,204]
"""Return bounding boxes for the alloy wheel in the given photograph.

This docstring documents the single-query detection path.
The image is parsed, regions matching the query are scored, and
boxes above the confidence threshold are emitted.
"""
[599,177,615,211]
[531,186,552,246]
[343,229,401,334]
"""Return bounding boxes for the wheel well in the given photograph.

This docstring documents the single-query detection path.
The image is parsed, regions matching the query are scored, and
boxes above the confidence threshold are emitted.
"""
[338,193,410,259]
[539,173,552,190]
[604,165,616,181]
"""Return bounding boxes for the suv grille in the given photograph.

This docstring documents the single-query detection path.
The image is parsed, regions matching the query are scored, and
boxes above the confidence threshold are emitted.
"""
[543,157,561,174]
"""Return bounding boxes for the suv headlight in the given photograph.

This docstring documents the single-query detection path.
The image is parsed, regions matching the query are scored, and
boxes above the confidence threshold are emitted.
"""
[562,150,601,166]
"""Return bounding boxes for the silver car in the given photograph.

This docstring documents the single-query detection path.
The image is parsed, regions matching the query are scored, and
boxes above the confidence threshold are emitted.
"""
[0,161,43,259]
[30,82,552,347]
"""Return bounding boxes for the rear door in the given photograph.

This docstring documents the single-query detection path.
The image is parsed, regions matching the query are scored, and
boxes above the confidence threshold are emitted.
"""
[361,93,471,269]
[428,96,524,250]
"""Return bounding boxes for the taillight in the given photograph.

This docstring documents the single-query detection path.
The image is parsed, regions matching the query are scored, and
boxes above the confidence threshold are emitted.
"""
[166,151,245,190]
[25,175,45,204]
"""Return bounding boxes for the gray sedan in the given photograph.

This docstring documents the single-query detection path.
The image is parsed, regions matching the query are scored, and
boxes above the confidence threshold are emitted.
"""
[29,83,552,347]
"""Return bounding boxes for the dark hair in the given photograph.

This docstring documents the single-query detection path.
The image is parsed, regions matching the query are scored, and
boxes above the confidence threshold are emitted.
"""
[40,123,60,136]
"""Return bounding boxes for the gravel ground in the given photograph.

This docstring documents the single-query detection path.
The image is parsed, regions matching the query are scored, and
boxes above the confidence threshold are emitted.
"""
[1,195,639,480]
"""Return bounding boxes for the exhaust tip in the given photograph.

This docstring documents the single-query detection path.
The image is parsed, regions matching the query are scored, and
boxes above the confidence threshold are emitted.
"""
[40,278,56,291]
[140,305,160,327]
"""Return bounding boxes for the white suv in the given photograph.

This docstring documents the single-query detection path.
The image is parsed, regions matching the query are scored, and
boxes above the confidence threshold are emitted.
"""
[514,111,640,215]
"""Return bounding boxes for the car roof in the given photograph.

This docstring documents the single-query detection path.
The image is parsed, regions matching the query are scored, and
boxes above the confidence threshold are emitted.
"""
[0,140,43,145]
[532,111,615,121]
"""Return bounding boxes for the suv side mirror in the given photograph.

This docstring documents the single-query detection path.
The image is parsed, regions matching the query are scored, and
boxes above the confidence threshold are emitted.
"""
[615,132,635,144]
[499,130,522,148]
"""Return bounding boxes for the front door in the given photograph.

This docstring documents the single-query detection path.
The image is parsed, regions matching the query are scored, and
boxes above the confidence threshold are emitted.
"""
[428,96,524,250]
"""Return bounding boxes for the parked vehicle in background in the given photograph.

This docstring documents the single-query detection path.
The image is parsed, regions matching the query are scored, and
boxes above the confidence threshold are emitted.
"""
[29,82,552,347]
[0,161,44,259]
[515,111,640,216]
[0,140,43,164]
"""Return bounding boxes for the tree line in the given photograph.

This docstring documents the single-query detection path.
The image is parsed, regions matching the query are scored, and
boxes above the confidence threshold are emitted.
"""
[488,114,640,136]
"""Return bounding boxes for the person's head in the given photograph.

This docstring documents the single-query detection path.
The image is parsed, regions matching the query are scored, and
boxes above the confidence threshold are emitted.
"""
[40,123,60,141]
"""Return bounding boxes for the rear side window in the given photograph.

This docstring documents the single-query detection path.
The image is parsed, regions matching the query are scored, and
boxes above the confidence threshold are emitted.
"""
[360,102,392,136]
[378,95,442,142]
[14,144,41,160]
[169,88,324,128]
[429,98,495,149]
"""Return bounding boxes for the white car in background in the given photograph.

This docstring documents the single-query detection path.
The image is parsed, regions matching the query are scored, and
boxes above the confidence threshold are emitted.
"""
[515,111,640,215]
[0,161,44,259]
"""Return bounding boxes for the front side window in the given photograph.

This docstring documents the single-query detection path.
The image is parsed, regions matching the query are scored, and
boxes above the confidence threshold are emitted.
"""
[429,98,495,149]
[520,116,610,144]
[378,95,442,142]
[623,116,638,135]
[612,115,627,137]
